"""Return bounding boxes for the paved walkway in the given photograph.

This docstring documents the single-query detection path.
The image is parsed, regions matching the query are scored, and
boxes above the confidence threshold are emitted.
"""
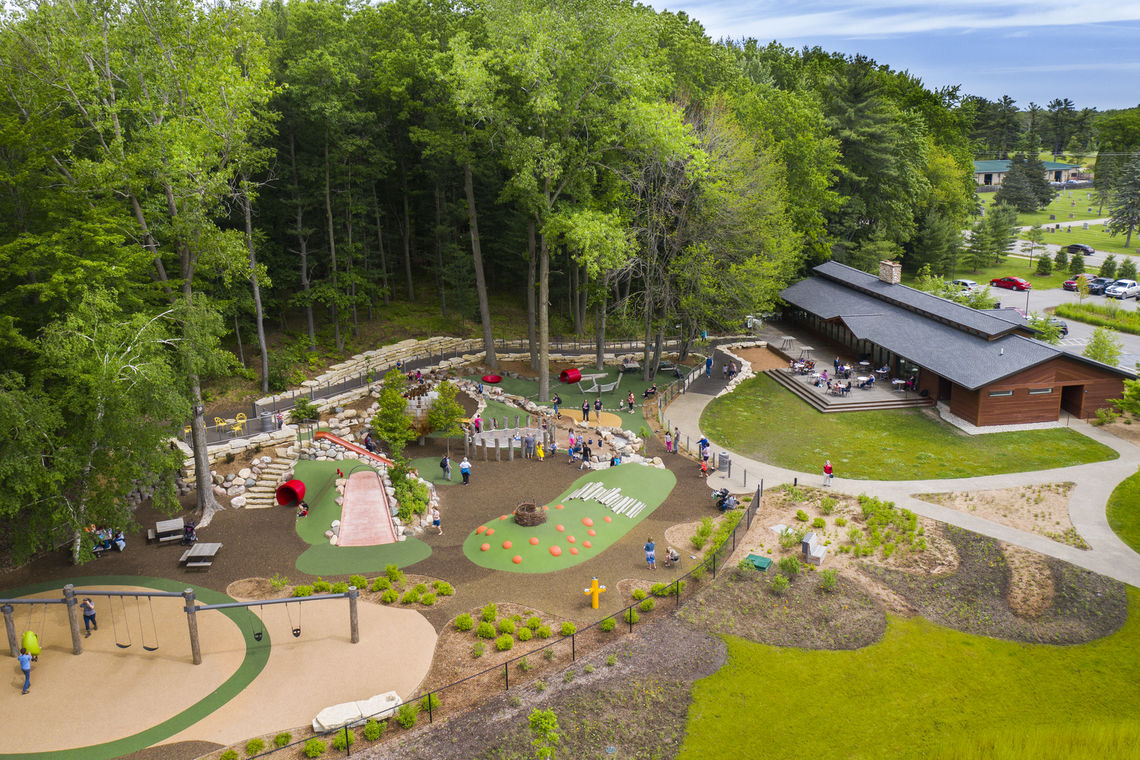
[664,347,1140,587]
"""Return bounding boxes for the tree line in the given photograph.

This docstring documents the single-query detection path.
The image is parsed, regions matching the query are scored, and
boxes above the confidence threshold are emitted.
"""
[0,0,1013,562]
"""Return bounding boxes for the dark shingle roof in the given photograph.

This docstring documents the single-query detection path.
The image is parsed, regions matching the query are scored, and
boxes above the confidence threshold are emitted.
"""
[781,263,1133,389]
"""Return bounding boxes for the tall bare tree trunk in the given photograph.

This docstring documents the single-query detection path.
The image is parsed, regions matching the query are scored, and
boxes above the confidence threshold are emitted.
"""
[527,219,538,371]
[346,183,359,335]
[434,182,447,317]
[401,166,415,301]
[464,164,497,369]
[538,220,551,402]
[234,312,245,366]
[241,183,270,393]
[290,131,316,350]
[595,285,607,371]
[323,135,342,351]
[371,184,391,306]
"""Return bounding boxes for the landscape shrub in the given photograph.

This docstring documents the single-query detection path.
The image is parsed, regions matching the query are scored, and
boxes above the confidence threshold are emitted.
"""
[819,496,837,515]
[292,585,313,597]
[399,589,420,604]
[795,509,809,522]
[331,582,349,594]
[331,729,355,751]
[709,511,743,553]
[561,622,577,636]
[691,516,714,550]
[812,517,826,529]
[536,625,552,639]
[385,564,405,585]
[563,670,575,683]
[396,703,420,729]
[1056,302,1140,336]
[526,616,543,630]
[779,527,805,549]
[600,617,617,632]
[518,626,533,641]
[433,580,454,595]
[412,582,428,594]
[778,556,801,577]
[606,654,618,666]
[771,574,790,595]
[220,750,237,760]
[786,485,806,502]
[535,680,547,692]
[269,573,289,591]
[481,602,498,622]
[519,656,532,672]
[544,647,555,661]
[835,517,848,527]
[632,588,647,601]
[585,664,594,673]
[639,598,656,612]
[476,621,496,638]
[496,634,514,651]
[455,613,475,631]
[380,588,399,604]
[303,738,326,758]
[370,577,390,592]
[820,569,839,592]
[650,582,669,597]
[245,738,265,756]
[313,578,332,593]
[498,618,517,635]
[420,592,436,606]
[421,693,441,711]
[274,732,291,748]
[847,526,864,545]
[690,564,705,581]
[473,641,484,657]
[362,720,386,742]
[349,574,368,589]
[623,607,640,625]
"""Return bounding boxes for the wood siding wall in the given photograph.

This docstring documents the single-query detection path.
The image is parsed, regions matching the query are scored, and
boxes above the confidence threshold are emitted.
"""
[971,356,1124,425]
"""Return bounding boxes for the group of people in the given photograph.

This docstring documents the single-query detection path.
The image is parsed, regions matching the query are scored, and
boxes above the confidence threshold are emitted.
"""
[86,525,126,557]
[580,397,604,421]
[643,537,681,570]
[721,361,739,381]
[566,432,593,469]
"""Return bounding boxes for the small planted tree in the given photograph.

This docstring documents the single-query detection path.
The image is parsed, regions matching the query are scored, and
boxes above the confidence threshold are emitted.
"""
[1084,327,1123,367]
[1069,253,1085,275]
[1053,247,1068,270]
[1099,253,1119,279]
[529,709,561,760]
[1120,257,1138,281]
[1035,253,1053,276]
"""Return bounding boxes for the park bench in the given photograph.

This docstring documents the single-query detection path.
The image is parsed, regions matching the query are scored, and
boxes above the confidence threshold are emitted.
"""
[153,518,184,545]
[800,532,827,566]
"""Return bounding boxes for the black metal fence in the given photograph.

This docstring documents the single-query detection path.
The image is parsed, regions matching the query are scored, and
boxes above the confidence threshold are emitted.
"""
[246,479,765,759]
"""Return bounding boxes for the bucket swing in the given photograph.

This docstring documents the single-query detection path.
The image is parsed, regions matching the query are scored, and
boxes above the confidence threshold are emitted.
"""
[20,603,46,659]
[136,595,160,652]
[250,605,265,643]
[286,601,301,638]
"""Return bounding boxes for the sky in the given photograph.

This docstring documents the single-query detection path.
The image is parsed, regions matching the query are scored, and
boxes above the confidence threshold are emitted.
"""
[647,0,1140,110]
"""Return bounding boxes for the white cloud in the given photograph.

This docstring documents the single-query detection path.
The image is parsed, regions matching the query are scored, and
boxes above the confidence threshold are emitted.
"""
[660,0,1140,39]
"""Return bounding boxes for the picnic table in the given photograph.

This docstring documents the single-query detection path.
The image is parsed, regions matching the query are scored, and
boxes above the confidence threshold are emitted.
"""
[620,360,641,373]
[180,542,222,570]
[151,517,184,544]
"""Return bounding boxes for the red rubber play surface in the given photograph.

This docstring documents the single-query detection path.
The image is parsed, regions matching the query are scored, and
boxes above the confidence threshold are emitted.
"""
[337,471,397,546]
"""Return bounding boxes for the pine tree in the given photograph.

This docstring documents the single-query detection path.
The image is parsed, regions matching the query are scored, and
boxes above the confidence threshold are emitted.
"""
[1099,253,1119,279]
[1054,248,1069,269]
[1069,253,1085,275]
[1035,254,1053,275]
[1108,153,1140,249]
[1119,258,1138,281]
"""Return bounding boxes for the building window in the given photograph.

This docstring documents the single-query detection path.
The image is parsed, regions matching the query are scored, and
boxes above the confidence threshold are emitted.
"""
[988,390,1014,397]
[1028,388,1053,395]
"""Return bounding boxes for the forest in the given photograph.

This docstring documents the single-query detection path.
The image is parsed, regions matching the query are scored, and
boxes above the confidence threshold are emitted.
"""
[0,0,1129,561]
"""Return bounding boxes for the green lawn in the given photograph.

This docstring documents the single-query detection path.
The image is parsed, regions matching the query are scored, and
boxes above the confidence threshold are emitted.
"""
[700,375,1117,479]
[1107,468,1140,555]
[980,189,1104,228]
[1017,223,1140,257]
[486,367,655,428]
[679,587,1140,760]
[905,259,1071,291]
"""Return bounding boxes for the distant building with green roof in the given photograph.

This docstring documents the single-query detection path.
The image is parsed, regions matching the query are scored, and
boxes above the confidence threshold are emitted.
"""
[973,159,1081,187]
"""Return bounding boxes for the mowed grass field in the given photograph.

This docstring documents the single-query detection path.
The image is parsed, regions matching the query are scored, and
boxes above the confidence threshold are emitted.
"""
[699,375,1117,479]
[1107,469,1140,555]
[679,588,1140,760]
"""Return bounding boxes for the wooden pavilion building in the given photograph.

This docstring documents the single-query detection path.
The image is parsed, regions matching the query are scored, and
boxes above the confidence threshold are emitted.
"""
[779,261,1133,427]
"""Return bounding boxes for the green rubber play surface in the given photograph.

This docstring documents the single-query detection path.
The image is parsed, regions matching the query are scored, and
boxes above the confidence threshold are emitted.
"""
[292,460,431,574]
[461,463,676,573]
[410,456,460,486]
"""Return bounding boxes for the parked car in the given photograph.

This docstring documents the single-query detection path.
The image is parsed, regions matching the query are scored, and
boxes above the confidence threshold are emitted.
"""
[950,279,978,294]
[1105,279,1140,299]
[1089,277,1114,295]
[1067,243,1095,256]
[990,276,1032,291]
[1063,273,1096,292]
[1048,317,1069,337]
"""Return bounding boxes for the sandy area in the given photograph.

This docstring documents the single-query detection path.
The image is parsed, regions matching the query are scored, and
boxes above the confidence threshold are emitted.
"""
[2,585,244,754]
[1003,543,1055,617]
[558,408,626,429]
[732,346,788,372]
[162,598,436,747]
[913,483,1088,549]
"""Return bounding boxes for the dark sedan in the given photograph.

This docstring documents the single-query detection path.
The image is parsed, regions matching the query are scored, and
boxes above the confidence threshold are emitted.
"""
[990,276,1032,291]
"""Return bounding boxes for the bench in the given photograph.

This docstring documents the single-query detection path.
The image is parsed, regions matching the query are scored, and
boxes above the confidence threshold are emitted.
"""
[180,542,222,571]
[154,517,184,544]
[146,528,156,544]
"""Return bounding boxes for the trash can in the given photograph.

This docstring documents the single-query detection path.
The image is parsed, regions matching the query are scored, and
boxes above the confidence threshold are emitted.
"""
[719,452,731,472]
[260,411,275,432]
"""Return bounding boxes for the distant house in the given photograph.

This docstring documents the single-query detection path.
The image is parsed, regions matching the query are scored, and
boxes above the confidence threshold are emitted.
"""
[779,261,1132,426]
[973,159,1080,187]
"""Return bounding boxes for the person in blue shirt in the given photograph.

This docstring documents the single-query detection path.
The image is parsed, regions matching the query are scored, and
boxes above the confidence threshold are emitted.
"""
[644,537,656,570]
[705,356,713,377]
[18,647,31,694]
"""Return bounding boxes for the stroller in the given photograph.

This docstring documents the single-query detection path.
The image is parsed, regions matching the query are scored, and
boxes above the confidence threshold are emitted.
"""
[712,488,738,512]
[181,521,198,546]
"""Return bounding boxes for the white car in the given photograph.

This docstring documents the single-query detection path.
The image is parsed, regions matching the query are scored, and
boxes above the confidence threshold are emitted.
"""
[1106,279,1140,299]
[951,279,978,295]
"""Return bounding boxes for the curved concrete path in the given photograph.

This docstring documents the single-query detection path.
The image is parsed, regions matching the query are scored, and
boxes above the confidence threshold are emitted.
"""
[665,354,1140,587]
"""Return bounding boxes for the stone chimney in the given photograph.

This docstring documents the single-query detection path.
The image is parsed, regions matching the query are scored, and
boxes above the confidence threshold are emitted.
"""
[878,260,902,285]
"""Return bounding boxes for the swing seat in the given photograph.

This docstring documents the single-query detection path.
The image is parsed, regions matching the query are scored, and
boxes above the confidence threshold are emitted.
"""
[21,630,41,656]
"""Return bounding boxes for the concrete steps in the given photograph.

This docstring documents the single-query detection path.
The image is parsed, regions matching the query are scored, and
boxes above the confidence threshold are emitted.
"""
[763,370,935,413]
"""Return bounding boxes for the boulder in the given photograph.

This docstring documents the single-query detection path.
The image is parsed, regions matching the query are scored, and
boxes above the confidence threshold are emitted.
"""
[244,478,257,488]
[231,495,247,508]
[330,535,339,546]
[212,473,224,486]
[223,473,235,484]
[213,485,227,499]
[325,529,334,539]
[226,484,246,497]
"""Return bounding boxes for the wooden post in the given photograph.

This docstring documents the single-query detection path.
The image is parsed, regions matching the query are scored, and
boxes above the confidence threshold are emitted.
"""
[2,604,17,657]
[348,587,360,644]
[497,437,503,462]
[183,588,202,665]
[62,584,82,655]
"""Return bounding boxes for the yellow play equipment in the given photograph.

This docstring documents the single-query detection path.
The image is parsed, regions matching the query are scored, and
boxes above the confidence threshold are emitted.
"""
[21,629,40,656]
[583,577,607,610]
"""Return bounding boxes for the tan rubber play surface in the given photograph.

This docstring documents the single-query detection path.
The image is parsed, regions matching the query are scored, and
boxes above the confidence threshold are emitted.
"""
[558,409,625,428]
[2,585,436,754]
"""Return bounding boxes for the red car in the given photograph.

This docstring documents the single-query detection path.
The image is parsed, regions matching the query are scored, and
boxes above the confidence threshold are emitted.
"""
[989,276,1032,291]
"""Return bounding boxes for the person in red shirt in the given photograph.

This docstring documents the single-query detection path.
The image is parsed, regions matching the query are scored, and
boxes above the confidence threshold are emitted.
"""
[823,459,834,486]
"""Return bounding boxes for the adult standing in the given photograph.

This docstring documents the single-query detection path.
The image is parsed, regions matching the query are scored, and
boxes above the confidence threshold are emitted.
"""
[18,647,31,694]
[705,356,713,378]
[644,537,656,570]
[823,459,834,487]
[524,432,536,459]
[626,391,635,413]
[81,598,97,637]
[430,506,443,535]
[552,393,562,418]
[460,457,472,485]
[594,397,603,417]
[276,411,284,430]
[581,399,590,422]
[673,426,680,454]
[440,454,451,481]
